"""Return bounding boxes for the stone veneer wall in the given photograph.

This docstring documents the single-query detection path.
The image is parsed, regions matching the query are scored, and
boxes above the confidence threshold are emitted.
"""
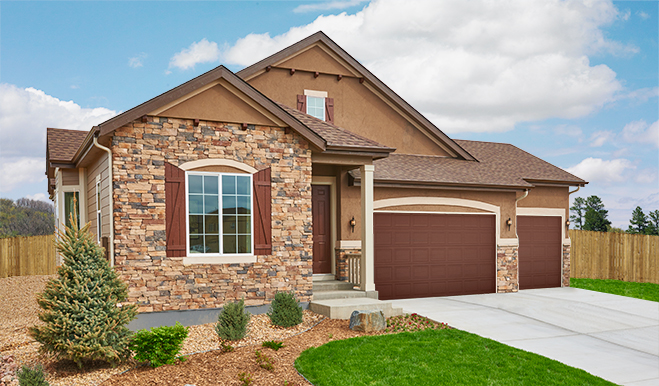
[562,244,570,287]
[111,117,313,313]
[496,245,519,293]
[335,248,361,282]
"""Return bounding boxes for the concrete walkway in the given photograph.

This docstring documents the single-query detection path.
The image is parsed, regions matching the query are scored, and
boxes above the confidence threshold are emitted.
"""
[390,288,659,386]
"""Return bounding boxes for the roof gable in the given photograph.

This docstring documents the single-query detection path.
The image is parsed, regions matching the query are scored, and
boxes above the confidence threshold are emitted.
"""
[237,32,475,161]
[47,128,88,162]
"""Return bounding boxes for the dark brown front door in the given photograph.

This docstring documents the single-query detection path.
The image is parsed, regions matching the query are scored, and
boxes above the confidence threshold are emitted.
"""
[517,216,562,290]
[312,185,332,274]
[375,213,496,300]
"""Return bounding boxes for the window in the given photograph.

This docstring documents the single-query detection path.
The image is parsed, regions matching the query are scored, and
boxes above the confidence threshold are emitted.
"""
[306,96,325,121]
[186,172,253,255]
[64,191,79,229]
[96,179,102,242]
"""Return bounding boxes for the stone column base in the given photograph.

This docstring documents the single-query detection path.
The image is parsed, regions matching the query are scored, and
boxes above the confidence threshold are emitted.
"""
[562,244,571,287]
[335,248,361,282]
[497,245,519,293]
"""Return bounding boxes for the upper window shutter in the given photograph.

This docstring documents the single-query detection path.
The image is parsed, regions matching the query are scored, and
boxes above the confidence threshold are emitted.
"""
[325,97,334,124]
[297,95,306,113]
[165,162,186,257]
[253,167,272,255]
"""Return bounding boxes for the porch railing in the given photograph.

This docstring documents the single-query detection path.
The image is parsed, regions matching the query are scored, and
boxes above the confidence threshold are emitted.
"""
[346,252,361,286]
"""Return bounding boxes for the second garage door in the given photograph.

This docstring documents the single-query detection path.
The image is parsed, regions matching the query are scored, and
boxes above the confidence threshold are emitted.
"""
[517,216,562,290]
[374,212,496,300]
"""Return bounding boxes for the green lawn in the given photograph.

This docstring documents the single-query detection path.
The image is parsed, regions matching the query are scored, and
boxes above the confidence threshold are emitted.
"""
[570,278,659,302]
[295,329,614,386]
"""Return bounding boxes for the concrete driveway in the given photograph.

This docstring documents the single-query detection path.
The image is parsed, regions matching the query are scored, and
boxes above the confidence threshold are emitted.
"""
[390,288,659,386]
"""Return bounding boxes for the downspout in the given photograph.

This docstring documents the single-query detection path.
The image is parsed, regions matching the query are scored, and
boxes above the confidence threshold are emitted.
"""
[514,190,529,239]
[93,134,114,267]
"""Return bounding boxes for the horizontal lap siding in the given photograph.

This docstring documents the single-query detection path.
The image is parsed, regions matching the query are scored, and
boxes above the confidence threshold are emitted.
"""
[375,213,495,300]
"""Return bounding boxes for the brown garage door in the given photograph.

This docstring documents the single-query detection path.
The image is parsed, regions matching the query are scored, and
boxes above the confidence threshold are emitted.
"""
[517,216,562,290]
[374,213,496,300]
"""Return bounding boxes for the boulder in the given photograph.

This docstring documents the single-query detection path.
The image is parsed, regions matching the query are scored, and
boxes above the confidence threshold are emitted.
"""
[349,310,386,332]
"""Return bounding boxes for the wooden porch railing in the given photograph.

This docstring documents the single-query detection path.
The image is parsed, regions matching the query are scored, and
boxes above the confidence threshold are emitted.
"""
[347,252,361,286]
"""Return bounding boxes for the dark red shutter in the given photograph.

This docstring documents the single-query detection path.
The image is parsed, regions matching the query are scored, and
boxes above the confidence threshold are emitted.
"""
[165,162,186,257]
[325,97,334,124]
[297,95,306,113]
[253,168,272,255]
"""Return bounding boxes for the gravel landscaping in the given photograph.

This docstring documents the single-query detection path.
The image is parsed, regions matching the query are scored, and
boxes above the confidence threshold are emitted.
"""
[1,275,444,385]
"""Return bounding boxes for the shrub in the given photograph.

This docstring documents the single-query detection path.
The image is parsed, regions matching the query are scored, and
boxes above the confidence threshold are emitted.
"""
[215,299,251,341]
[262,340,285,351]
[267,291,303,327]
[17,364,49,386]
[29,210,137,368]
[238,372,253,386]
[255,350,274,371]
[129,322,189,367]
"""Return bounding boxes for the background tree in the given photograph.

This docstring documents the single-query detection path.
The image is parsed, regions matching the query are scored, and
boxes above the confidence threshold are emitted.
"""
[627,206,648,234]
[647,210,659,236]
[0,198,54,238]
[569,197,586,230]
[29,212,137,368]
[579,195,611,232]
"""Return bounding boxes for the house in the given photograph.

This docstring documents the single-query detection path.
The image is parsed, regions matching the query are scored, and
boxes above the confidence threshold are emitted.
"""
[46,32,586,324]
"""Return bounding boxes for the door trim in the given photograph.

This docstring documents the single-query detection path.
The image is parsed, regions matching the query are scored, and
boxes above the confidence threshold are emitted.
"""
[312,176,336,276]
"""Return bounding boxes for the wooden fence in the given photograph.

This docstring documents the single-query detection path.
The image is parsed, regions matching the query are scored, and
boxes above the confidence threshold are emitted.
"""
[0,235,57,278]
[569,230,659,284]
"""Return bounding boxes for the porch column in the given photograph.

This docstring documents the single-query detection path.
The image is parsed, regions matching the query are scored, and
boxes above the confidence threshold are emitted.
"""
[360,164,375,292]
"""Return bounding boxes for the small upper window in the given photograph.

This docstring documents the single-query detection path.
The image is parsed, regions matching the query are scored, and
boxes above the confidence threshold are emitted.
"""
[306,96,325,121]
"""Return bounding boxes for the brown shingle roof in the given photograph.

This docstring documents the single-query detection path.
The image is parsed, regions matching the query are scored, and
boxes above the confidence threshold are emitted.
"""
[277,103,394,152]
[351,139,586,188]
[47,128,88,162]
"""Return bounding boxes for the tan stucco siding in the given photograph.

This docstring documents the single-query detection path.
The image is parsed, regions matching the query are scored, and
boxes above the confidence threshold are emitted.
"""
[277,45,359,77]
[86,152,110,239]
[517,186,570,221]
[248,68,449,157]
[154,82,283,127]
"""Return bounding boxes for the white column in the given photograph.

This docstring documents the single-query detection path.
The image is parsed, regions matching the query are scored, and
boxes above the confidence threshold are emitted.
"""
[360,164,375,292]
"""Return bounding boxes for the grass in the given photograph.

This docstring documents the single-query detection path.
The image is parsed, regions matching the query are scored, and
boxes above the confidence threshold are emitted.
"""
[295,328,615,386]
[570,278,659,302]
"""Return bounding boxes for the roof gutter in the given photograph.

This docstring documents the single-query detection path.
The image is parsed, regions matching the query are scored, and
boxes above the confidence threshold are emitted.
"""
[92,132,114,267]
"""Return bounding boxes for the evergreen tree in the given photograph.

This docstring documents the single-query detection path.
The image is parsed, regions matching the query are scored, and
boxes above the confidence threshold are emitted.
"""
[627,206,648,234]
[569,197,586,230]
[647,210,659,236]
[582,196,611,232]
[29,212,137,368]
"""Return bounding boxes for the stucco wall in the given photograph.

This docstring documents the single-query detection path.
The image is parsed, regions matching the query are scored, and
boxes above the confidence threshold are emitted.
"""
[111,117,313,312]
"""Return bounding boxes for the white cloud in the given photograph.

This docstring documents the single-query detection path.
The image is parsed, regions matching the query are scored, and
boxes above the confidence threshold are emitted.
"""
[221,0,629,133]
[0,157,46,193]
[294,0,367,13]
[0,84,117,159]
[621,119,659,148]
[0,84,117,196]
[555,124,583,138]
[589,130,615,147]
[25,192,49,202]
[634,169,657,184]
[169,39,221,70]
[128,53,147,68]
[565,157,635,184]
[637,11,650,20]
[617,86,659,102]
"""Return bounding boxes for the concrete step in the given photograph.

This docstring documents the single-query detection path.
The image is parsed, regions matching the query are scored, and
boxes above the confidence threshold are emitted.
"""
[313,280,355,292]
[312,274,336,282]
[313,290,369,301]
[310,298,404,319]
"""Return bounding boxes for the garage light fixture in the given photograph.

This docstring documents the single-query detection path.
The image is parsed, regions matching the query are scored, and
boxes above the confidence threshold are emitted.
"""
[566,220,570,227]
[506,218,512,229]
[350,216,356,233]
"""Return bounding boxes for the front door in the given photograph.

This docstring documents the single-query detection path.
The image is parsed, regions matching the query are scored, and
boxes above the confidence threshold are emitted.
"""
[312,185,332,273]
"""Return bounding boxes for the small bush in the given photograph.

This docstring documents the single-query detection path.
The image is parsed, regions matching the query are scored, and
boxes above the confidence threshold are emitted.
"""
[215,299,251,341]
[238,372,253,386]
[267,292,303,327]
[17,364,49,386]
[255,350,274,371]
[129,322,189,367]
[262,340,285,351]
[221,342,235,352]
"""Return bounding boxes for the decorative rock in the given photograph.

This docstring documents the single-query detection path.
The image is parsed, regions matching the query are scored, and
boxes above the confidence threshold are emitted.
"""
[349,310,386,332]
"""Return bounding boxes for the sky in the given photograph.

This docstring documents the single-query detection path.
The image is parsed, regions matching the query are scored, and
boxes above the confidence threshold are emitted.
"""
[0,0,657,229]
